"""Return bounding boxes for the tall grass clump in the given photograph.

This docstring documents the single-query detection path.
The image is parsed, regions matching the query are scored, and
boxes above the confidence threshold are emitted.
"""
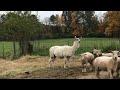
[102,41,120,52]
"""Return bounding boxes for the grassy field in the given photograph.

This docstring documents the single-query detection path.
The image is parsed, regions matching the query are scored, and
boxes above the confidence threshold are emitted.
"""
[0,38,120,58]
[35,38,120,56]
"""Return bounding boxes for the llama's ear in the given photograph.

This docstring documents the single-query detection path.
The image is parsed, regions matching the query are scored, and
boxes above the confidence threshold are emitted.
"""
[74,36,77,39]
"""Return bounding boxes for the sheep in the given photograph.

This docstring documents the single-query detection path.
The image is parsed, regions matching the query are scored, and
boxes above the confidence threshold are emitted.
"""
[102,53,113,57]
[49,36,81,68]
[93,51,120,79]
[79,52,94,72]
[115,57,120,78]
[93,49,102,58]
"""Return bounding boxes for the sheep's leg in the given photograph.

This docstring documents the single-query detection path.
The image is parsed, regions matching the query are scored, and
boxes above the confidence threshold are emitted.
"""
[116,69,119,78]
[81,64,84,72]
[95,68,100,79]
[84,64,87,72]
[90,63,93,71]
[108,70,113,79]
[90,65,92,71]
[96,70,100,79]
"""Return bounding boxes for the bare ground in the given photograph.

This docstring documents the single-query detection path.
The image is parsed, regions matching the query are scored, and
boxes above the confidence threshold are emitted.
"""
[0,55,119,79]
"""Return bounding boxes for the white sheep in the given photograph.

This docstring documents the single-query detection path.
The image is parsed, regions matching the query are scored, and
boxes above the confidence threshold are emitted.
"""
[49,36,81,68]
[102,53,113,57]
[93,51,120,79]
[93,49,102,58]
[79,52,94,72]
[115,57,120,77]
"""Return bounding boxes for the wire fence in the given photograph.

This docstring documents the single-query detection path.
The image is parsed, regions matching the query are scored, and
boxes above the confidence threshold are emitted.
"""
[0,38,120,59]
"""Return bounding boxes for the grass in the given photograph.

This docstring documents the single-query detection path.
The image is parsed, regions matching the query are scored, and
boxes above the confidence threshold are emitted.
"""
[32,38,120,56]
[0,38,120,58]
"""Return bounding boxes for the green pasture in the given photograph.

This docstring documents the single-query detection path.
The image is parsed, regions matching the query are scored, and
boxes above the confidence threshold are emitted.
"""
[0,38,120,58]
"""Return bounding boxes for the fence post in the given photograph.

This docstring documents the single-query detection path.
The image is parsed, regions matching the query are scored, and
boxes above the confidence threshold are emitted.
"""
[2,42,5,59]
[13,41,16,59]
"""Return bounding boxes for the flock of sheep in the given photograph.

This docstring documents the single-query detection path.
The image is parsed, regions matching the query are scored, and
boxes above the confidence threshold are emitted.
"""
[48,36,120,79]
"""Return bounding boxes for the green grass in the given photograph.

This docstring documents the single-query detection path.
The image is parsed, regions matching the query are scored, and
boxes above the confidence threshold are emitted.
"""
[0,42,20,58]
[0,38,120,58]
[32,38,120,56]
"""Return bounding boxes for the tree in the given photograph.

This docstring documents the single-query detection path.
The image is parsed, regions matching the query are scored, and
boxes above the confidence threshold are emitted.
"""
[49,15,56,25]
[43,17,50,25]
[62,11,99,37]
[1,11,41,56]
[105,11,120,37]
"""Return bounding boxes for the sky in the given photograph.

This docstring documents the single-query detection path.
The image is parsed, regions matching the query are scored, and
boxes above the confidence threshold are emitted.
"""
[0,11,107,21]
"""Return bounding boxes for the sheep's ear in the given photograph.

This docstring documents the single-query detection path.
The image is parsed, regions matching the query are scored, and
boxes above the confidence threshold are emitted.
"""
[118,51,120,54]
[111,51,113,54]
[108,50,112,53]
[80,36,82,39]
[93,49,96,51]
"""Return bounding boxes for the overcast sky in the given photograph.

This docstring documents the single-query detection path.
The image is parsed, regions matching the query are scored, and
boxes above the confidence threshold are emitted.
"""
[0,11,106,21]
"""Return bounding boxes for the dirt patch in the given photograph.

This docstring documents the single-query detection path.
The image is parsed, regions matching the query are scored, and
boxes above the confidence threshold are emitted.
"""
[0,56,119,79]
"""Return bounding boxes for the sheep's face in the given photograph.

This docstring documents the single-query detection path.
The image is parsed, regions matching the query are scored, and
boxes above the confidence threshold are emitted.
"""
[93,49,102,57]
[79,54,87,61]
[80,54,85,60]
[111,51,120,60]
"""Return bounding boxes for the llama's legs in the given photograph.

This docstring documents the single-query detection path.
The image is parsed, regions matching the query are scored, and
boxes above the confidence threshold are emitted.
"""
[64,57,67,68]
[49,58,52,67]
[49,57,55,68]
[67,56,70,68]
[64,56,71,68]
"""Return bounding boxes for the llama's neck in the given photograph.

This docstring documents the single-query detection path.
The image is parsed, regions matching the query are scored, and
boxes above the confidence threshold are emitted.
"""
[71,41,80,53]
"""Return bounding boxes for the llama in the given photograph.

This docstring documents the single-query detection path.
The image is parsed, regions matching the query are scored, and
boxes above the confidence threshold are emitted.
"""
[49,36,81,68]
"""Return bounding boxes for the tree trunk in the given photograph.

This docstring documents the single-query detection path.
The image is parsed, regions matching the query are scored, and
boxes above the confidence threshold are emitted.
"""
[19,40,33,56]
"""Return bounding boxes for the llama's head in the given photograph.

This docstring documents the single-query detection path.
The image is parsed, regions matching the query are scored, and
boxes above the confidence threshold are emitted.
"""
[73,36,81,48]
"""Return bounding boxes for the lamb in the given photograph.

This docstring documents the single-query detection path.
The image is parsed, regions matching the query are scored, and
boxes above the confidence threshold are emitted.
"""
[93,49,102,58]
[79,52,94,72]
[49,36,81,68]
[93,51,120,79]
